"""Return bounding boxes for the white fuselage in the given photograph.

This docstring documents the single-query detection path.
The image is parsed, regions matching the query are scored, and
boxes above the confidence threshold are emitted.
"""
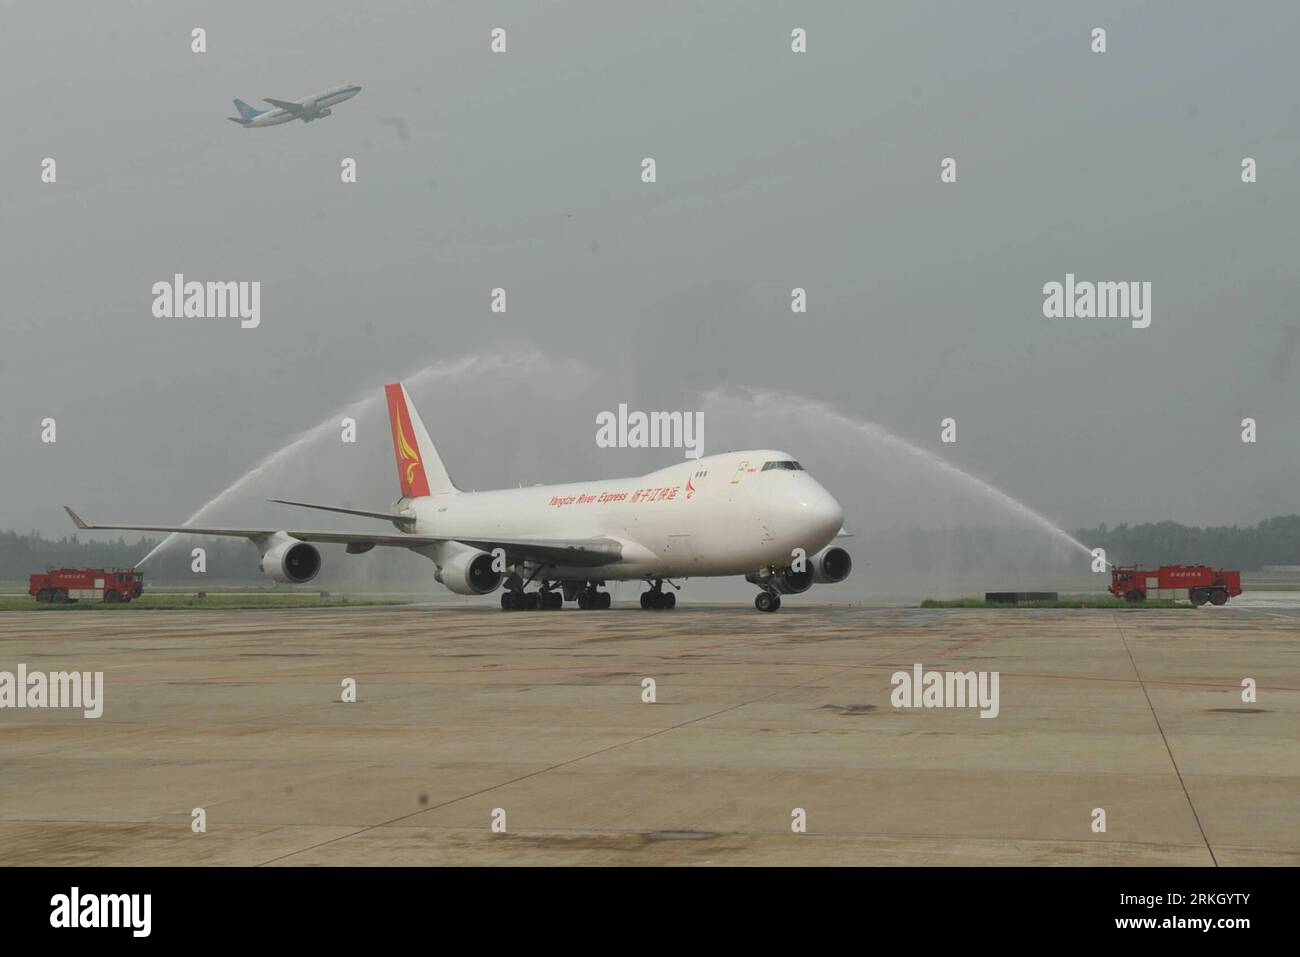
[245,84,362,127]
[403,449,844,581]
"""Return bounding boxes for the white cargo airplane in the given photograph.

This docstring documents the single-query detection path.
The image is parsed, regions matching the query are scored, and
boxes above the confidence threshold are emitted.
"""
[228,84,362,127]
[65,383,852,612]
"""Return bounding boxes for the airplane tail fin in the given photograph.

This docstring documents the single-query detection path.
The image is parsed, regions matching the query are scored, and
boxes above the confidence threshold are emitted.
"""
[232,98,263,121]
[384,382,458,498]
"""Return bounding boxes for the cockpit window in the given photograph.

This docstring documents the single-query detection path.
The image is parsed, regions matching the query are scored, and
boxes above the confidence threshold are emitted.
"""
[761,461,804,471]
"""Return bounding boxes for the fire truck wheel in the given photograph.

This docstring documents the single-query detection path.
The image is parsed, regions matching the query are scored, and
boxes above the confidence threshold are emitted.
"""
[36,589,52,603]
[53,591,69,603]
[1191,589,1208,606]
[1210,589,1228,606]
[1124,590,1144,603]
[105,590,121,603]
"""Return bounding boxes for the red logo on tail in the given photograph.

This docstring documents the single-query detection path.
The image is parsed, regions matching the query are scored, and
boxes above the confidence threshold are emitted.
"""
[385,383,431,498]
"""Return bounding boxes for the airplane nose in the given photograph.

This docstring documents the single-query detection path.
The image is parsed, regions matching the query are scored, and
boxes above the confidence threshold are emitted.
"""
[791,481,844,546]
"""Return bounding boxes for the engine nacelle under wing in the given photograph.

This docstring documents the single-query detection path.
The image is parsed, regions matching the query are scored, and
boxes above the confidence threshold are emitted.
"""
[260,539,322,584]
[435,549,503,596]
[810,545,852,583]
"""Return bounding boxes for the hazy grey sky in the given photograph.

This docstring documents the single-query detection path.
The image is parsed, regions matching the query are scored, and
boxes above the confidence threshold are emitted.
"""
[3,0,1298,540]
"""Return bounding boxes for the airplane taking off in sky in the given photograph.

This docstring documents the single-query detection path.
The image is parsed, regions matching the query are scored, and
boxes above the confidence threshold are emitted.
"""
[65,383,852,612]
[228,84,362,127]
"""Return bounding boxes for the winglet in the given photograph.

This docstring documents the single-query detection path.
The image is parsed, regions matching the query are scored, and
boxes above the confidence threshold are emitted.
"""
[64,506,90,530]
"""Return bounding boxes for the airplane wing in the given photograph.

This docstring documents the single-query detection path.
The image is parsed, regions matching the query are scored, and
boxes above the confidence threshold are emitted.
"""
[263,97,307,113]
[63,507,622,567]
[268,498,416,527]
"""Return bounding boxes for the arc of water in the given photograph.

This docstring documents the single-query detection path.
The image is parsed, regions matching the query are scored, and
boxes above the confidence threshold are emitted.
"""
[702,387,1093,559]
[138,353,547,565]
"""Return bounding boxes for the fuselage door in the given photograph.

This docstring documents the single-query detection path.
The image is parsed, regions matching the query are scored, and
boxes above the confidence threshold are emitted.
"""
[727,459,776,543]
[665,533,701,565]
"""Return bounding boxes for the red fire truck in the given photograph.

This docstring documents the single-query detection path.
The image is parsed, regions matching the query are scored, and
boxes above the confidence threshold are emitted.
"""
[1109,564,1242,606]
[29,568,145,604]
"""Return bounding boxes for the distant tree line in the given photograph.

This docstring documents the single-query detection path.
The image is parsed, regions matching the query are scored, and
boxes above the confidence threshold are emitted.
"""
[1075,515,1300,570]
[0,531,264,583]
[0,529,435,587]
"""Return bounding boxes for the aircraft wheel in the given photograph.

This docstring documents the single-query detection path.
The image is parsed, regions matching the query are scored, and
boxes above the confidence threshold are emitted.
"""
[501,591,518,611]
[640,592,652,609]
[600,591,611,609]
[543,592,562,610]
[661,592,675,610]
[524,592,540,611]
[755,592,778,613]
[1210,588,1228,606]
[577,592,590,610]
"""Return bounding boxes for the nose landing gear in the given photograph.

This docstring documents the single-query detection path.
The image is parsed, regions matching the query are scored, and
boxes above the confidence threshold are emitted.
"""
[754,591,782,613]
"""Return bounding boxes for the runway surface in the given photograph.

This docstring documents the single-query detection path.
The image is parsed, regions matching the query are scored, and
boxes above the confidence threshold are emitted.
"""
[1,605,1297,865]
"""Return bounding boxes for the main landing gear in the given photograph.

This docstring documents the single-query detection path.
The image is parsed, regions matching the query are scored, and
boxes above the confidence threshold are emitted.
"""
[577,585,611,610]
[500,589,565,611]
[754,590,782,613]
[639,579,677,610]
[499,581,607,611]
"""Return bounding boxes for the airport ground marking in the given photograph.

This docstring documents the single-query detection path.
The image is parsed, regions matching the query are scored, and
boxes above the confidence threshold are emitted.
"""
[1110,613,1218,867]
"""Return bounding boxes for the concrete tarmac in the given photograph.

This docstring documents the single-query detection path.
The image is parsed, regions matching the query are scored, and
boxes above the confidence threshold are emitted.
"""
[1,605,1296,865]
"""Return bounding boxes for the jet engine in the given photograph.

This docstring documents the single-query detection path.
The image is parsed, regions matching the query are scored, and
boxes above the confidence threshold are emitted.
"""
[435,549,503,596]
[810,545,853,583]
[260,539,322,584]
